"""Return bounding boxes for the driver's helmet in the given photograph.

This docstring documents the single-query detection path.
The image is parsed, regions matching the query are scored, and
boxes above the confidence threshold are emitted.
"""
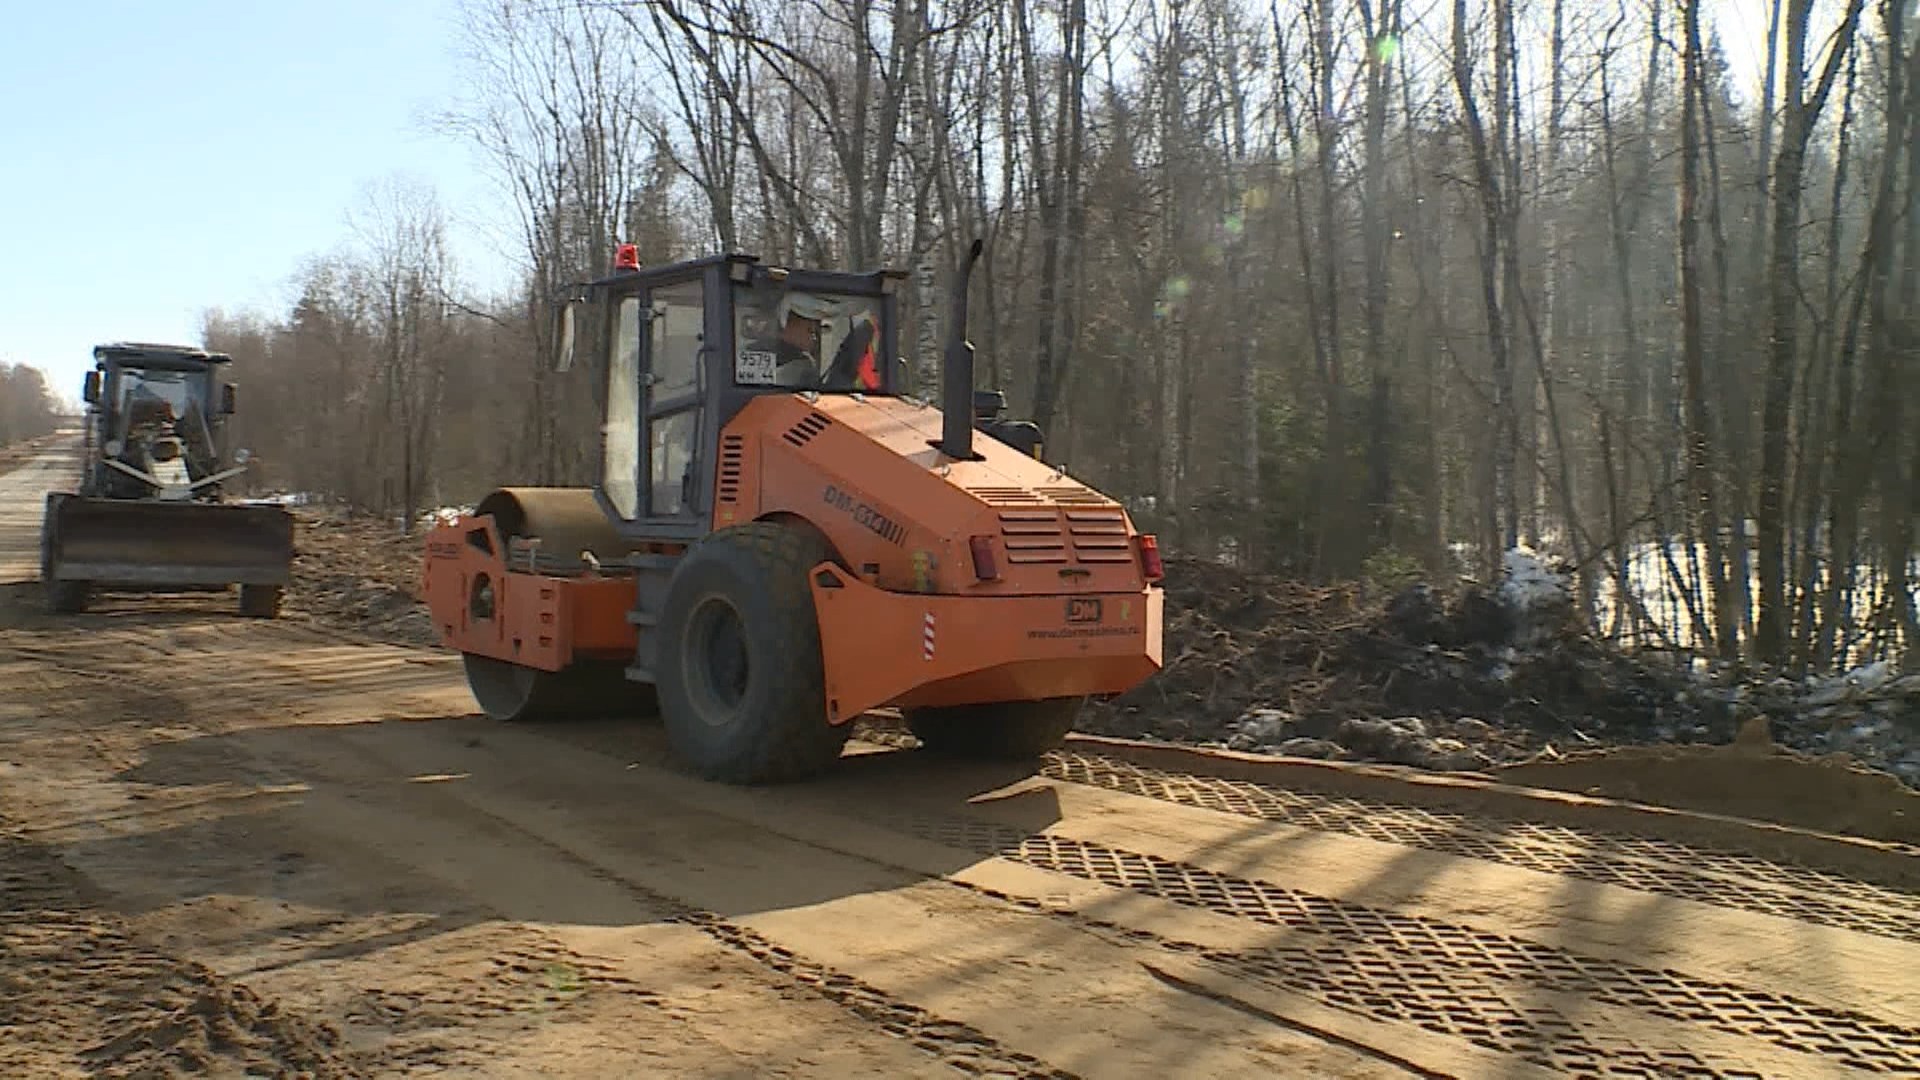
[778,293,840,329]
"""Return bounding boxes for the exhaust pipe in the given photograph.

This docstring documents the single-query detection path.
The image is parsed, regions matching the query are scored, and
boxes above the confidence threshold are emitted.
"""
[938,239,986,460]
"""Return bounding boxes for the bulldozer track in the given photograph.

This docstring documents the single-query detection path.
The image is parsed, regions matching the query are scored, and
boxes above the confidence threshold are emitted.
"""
[1044,751,1920,943]
[888,810,1920,1078]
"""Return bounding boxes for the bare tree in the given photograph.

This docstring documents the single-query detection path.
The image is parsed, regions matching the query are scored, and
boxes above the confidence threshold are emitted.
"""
[351,178,454,530]
[1756,0,1865,663]
[191,0,1919,670]
[1452,0,1518,563]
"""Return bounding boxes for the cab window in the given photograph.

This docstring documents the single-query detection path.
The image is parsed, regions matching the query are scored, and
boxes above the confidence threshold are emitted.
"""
[603,297,641,518]
[732,286,887,393]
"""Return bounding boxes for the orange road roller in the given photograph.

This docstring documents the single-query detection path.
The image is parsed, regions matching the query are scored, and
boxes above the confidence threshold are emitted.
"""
[423,242,1163,782]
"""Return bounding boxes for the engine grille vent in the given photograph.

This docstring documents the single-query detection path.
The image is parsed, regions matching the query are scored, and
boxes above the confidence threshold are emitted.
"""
[998,509,1068,563]
[970,486,1047,506]
[1067,507,1136,557]
[1036,485,1113,506]
[971,483,1117,509]
[1067,509,1133,562]
[717,434,745,504]
[782,412,833,447]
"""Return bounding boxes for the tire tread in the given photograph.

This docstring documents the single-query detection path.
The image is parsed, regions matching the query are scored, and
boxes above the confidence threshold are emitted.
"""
[659,522,847,783]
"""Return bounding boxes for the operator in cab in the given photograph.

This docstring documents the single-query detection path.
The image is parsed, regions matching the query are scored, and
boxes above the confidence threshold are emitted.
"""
[737,291,885,393]
[770,294,835,387]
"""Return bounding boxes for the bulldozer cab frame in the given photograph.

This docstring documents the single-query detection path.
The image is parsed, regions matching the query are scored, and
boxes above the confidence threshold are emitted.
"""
[81,343,240,501]
[565,254,907,546]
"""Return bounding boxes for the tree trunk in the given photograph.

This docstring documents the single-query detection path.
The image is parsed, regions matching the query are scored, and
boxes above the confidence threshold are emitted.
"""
[1361,0,1400,549]
[1680,0,1732,659]
[1756,0,1865,662]
[1452,0,1517,564]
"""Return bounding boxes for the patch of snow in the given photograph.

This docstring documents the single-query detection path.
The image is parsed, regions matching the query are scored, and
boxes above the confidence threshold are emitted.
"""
[1496,547,1573,648]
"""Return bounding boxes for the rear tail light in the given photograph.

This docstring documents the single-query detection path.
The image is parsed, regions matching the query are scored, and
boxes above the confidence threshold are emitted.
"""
[1136,534,1165,582]
[969,535,1000,580]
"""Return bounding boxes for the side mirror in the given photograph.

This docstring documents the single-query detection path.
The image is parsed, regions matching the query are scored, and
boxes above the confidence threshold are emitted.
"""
[83,371,101,404]
[221,383,238,415]
[555,301,579,373]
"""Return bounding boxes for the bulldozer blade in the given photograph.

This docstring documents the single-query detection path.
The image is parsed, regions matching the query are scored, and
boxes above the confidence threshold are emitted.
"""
[43,495,294,589]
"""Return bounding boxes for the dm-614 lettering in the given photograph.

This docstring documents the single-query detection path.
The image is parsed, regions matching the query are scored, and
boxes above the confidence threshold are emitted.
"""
[823,484,908,546]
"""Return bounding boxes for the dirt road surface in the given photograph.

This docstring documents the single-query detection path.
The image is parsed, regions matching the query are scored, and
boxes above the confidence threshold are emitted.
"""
[3,436,1917,1078]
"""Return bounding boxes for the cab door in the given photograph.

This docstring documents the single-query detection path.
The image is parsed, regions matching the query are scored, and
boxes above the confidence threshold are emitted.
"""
[602,275,709,532]
[638,276,707,526]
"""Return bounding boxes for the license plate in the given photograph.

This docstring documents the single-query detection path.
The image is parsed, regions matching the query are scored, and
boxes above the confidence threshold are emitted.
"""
[735,349,778,385]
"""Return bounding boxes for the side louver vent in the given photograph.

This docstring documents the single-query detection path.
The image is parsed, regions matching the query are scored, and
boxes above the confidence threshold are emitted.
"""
[1067,509,1133,562]
[1036,485,1112,506]
[782,412,833,447]
[999,509,1068,563]
[972,486,1047,506]
[717,434,745,504]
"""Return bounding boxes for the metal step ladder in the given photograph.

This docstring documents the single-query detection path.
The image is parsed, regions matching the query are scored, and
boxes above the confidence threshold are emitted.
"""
[622,551,680,684]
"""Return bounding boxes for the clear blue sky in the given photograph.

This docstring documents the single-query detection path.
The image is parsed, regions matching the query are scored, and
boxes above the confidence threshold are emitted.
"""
[0,0,508,405]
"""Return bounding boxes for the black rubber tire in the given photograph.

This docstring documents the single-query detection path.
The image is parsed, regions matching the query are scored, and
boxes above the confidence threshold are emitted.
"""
[239,584,283,619]
[906,697,1085,760]
[656,523,847,784]
[464,654,658,722]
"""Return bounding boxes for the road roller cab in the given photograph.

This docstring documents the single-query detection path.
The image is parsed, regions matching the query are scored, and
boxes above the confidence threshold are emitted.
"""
[423,243,1164,783]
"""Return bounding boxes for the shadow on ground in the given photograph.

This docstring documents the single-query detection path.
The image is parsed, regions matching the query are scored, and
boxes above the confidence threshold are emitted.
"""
[69,712,1061,934]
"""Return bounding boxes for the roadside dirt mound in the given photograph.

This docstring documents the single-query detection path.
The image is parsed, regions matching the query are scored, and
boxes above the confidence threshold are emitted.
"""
[1496,720,1920,845]
[0,835,354,1080]
[1076,555,1920,840]
[288,507,438,648]
[81,976,353,1080]
[1080,556,1720,768]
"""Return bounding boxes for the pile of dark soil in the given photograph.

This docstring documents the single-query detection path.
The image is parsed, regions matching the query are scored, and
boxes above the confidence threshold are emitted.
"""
[286,507,438,648]
[1081,556,1731,772]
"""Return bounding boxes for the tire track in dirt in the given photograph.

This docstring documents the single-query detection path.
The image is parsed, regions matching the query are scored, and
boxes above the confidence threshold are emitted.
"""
[7,663,1010,1077]
[0,831,360,1080]
[0,603,1076,1077]
[322,922,689,1075]
[1040,751,1920,943]
[310,735,1081,1080]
